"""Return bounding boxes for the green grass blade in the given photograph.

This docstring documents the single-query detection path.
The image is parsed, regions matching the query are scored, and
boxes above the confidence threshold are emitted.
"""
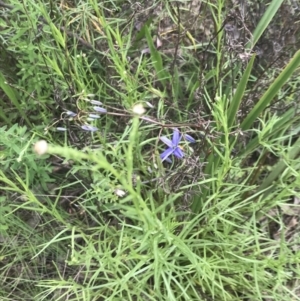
[258,135,300,196]
[239,108,296,158]
[241,50,300,131]
[0,72,32,126]
[246,0,285,49]
[144,26,169,88]
[227,55,256,130]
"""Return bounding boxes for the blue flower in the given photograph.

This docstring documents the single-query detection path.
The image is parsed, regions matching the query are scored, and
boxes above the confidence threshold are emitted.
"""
[81,125,98,132]
[93,106,107,113]
[66,111,77,117]
[90,100,103,105]
[56,127,67,131]
[184,133,196,143]
[160,129,195,163]
[88,114,101,119]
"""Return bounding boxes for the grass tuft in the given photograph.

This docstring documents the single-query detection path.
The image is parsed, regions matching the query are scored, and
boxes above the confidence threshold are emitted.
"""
[1,0,300,300]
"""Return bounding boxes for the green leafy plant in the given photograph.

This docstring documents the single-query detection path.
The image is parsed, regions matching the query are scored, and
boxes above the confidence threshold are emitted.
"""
[1,0,300,300]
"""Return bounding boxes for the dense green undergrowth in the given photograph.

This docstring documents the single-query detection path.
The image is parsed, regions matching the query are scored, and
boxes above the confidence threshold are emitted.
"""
[1,0,300,300]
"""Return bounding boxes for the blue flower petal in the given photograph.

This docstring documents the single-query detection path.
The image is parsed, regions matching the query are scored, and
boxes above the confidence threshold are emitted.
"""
[160,136,174,148]
[66,111,77,117]
[90,100,103,105]
[172,129,181,146]
[88,114,100,119]
[160,147,174,162]
[93,106,107,113]
[81,125,98,132]
[164,157,172,163]
[173,147,185,158]
[185,134,196,143]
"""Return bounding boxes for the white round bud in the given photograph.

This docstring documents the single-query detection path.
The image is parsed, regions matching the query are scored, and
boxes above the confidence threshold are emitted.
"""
[132,103,146,115]
[114,189,126,197]
[34,140,48,155]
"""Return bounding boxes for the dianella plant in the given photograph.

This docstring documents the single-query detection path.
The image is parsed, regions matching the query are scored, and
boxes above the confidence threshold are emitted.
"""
[191,0,300,214]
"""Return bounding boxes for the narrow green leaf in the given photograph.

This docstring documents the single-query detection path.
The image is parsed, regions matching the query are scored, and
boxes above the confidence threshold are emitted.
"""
[44,56,64,78]
[227,55,256,130]
[239,108,296,158]
[258,135,300,196]
[133,17,154,45]
[0,72,32,126]
[0,73,18,105]
[49,23,66,49]
[246,0,285,49]
[144,26,169,88]
[241,50,300,131]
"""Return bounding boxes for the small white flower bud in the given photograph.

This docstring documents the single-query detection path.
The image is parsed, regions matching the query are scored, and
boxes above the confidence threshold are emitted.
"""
[33,140,48,155]
[132,103,146,115]
[115,189,126,197]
